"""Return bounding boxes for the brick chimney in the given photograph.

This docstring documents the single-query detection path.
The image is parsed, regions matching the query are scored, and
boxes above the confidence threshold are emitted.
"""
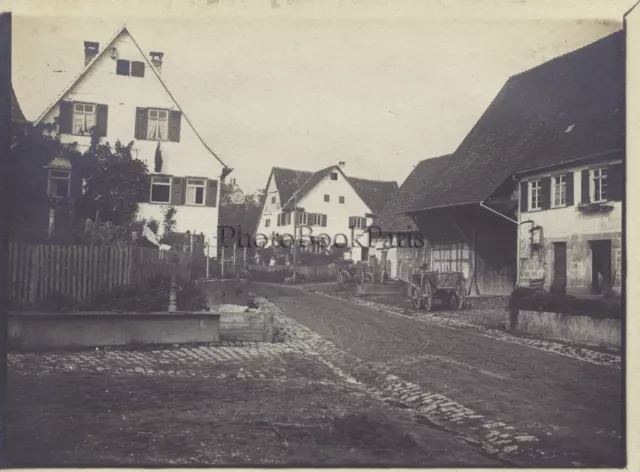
[84,41,99,66]
[149,51,164,74]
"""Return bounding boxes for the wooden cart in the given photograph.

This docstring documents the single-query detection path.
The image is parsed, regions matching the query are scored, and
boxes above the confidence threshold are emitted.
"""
[409,269,466,311]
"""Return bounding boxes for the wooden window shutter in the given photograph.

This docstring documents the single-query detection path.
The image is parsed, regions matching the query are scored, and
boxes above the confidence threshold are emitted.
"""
[206,179,218,207]
[131,61,145,78]
[565,172,574,206]
[348,216,354,228]
[59,101,73,134]
[608,164,623,201]
[581,169,590,204]
[95,104,108,137]
[540,177,551,210]
[168,110,182,142]
[134,108,148,140]
[170,177,185,205]
[322,214,327,227]
[520,181,528,213]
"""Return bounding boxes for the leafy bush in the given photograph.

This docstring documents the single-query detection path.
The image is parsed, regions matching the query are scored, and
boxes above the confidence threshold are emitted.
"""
[508,288,622,319]
[34,291,78,313]
[89,274,207,312]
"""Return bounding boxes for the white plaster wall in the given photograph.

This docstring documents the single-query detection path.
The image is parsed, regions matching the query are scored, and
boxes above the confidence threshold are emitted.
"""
[518,162,622,237]
[255,172,281,239]
[41,30,225,252]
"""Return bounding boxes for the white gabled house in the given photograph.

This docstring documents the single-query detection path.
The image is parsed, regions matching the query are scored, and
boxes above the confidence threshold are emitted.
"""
[34,25,232,254]
[254,164,397,262]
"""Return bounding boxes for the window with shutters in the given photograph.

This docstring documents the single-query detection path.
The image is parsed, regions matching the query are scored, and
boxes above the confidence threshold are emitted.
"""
[277,212,292,226]
[591,168,608,203]
[147,109,169,140]
[48,170,71,198]
[310,213,327,226]
[297,212,308,225]
[186,178,206,205]
[349,216,366,229]
[150,176,171,203]
[552,175,567,207]
[72,103,96,135]
[528,180,542,211]
[116,59,131,76]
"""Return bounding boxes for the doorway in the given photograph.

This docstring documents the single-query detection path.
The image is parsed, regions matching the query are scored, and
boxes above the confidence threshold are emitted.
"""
[591,240,612,295]
[552,242,567,294]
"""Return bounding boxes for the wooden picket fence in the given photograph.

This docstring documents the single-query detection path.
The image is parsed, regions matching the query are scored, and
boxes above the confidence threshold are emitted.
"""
[8,242,192,305]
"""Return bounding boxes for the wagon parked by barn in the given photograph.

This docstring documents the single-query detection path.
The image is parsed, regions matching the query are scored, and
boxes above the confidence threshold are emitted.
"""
[409,267,466,311]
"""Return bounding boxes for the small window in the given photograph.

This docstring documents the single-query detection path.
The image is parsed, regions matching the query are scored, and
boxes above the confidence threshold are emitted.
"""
[131,61,145,78]
[552,175,566,207]
[349,216,367,230]
[339,196,345,204]
[186,178,206,205]
[271,196,276,204]
[150,176,171,203]
[330,172,338,180]
[147,109,169,141]
[528,180,542,211]
[277,212,292,226]
[116,59,131,76]
[324,194,330,202]
[72,103,96,135]
[311,213,327,227]
[265,218,271,228]
[48,169,71,198]
[592,168,608,203]
[297,212,308,225]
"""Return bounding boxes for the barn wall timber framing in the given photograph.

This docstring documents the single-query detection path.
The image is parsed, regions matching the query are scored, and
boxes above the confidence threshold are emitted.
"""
[411,205,517,296]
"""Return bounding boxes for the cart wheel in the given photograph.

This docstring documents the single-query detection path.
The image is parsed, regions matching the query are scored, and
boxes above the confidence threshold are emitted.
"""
[363,272,374,284]
[423,295,433,311]
[412,287,423,310]
[456,281,466,310]
[337,270,348,289]
[353,275,362,285]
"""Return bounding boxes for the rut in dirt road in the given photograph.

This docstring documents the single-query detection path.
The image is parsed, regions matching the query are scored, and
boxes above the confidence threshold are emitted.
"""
[254,283,624,468]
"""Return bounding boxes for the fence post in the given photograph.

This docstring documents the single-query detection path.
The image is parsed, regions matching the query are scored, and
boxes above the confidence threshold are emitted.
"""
[206,242,210,279]
[28,245,39,304]
[233,243,237,274]
[221,246,225,278]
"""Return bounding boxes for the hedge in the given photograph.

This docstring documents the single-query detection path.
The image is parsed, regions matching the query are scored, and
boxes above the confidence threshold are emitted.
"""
[508,287,622,320]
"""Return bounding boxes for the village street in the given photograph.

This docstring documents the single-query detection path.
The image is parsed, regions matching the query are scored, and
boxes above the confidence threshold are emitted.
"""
[253,283,624,467]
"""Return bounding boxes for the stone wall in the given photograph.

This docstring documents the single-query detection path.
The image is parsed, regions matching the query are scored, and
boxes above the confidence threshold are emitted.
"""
[507,310,621,349]
[518,231,622,295]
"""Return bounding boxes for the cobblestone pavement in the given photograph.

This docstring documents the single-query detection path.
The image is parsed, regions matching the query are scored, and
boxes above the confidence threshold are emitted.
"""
[7,341,497,466]
[254,283,624,468]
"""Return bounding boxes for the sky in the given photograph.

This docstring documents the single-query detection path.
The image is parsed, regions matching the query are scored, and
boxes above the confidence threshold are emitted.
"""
[5,0,632,192]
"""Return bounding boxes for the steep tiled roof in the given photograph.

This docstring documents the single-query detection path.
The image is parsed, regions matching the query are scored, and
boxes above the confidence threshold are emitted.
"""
[401,29,625,213]
[347,176,398,216]
[272,165,397,215]
[11,86,27,123]
[376,154,454,232]
[272,167,313,204]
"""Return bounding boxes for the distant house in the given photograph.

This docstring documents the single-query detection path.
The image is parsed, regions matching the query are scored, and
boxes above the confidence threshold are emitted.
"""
[254,164,397,262]
[373,154,454,281]
[393,30,624,296]
[33,25,232,253]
